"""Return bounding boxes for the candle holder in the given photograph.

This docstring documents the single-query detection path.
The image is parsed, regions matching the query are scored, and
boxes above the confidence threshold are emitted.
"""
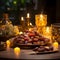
[25,13,30,29]
[51,23,60,43]
[35,14,47,34]
[26,18,30,27]
[35,14,47,27]
[20,17,26,31]
[42,26,52,43]
[25,18,30,30]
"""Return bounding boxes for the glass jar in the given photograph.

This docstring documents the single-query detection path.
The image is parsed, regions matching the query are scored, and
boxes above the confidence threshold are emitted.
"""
[35,14,47,27]
[51,23,60,43]
[35,14,47,34]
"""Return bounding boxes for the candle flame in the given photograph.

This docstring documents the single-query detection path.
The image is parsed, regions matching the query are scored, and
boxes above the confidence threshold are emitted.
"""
[21,17,24,21]
[40,14,43,18]
[14,47,20,56]
[27,13,30,18]
[30,23,32,26]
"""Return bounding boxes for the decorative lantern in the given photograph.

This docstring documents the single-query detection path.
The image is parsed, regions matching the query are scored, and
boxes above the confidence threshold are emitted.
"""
[35,14,47,34]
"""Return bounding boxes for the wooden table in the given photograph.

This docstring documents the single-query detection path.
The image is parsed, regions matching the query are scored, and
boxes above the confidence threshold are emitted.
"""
[0,47,60,60]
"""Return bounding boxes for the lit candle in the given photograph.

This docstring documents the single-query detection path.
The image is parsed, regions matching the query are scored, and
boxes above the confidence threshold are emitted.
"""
[21,17,24,21]
[43,26,52,43]
[20,16,26,31]
[40,14,43,18]
[46,27,50,33]
[6,40,10,48]
[27,13,30,18]
[26,13,30,28]
[40,14,44,26]
[43,27,51,38]
[14,47,20,56]
[53,41,59,51]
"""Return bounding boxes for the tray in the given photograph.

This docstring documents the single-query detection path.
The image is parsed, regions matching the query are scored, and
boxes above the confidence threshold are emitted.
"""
[30,50,59,55]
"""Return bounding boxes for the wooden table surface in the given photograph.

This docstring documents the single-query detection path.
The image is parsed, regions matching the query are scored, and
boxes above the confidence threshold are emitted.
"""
[0,46,60,60]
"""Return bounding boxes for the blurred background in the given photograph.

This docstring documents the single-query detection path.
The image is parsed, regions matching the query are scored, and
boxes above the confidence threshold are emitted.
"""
[0,0,59,25]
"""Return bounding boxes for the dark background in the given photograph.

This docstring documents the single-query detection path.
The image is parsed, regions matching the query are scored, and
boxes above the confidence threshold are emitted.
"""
[0,0,59,25]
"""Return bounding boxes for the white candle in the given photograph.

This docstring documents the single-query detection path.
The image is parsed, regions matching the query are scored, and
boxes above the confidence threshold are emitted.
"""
[27,13,30,18]
[6,40,10,48]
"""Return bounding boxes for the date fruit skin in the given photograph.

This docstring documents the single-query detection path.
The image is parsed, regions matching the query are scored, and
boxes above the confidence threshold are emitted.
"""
[33,45,53,52]
[13,31,50,45]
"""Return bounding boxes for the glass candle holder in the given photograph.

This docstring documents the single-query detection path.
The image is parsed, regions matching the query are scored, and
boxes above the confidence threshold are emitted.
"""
[35,14,47,34]
[20,17,26,31]
[51,23,60,43]
[35,14,47,27]
[42,26,52,43]
[21,17,25,27]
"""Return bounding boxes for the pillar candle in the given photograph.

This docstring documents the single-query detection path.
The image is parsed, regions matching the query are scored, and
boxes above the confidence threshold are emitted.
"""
[14,47,21,56]
[53,41,59,51]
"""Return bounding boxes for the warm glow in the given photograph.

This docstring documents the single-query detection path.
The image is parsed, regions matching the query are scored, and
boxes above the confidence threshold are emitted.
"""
[35,14,47,27]
[29,28,32,31]
[40,14,43,18]
[6,40,10,48]
[21,17,24,21]
[53,41,59,50]
[43,26,52,43]
[30,23,32,26]
[19,32,23,34]
[53,41,59,51]
[14,47,20,56]
[46,27,50,33]
[40,14,44,26]
[27,13,30,18]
